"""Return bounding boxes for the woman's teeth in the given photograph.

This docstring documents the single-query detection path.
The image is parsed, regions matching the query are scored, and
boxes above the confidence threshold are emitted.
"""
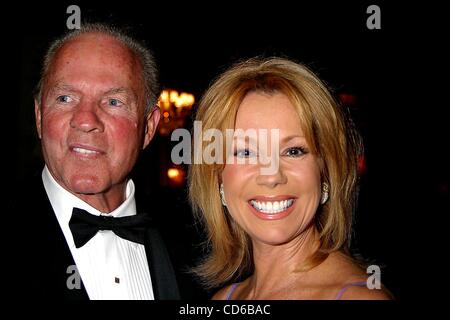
[250,199,294,214]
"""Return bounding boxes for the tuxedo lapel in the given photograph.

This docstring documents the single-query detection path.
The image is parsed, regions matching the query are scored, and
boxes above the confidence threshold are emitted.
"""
[13,176,89,300]
[11,174,180,300]
[144,225,180,299]
[38,196,89,300]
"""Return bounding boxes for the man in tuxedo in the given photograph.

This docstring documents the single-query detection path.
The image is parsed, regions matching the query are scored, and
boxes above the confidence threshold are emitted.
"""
[9,23,180,300]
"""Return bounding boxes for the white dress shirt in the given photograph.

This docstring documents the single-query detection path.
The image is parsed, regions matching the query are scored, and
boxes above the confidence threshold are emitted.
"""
[42,166,154,300]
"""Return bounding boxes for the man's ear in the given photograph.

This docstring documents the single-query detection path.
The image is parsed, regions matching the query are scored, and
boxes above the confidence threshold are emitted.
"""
[34,99,42,139]
[142,106,161,149]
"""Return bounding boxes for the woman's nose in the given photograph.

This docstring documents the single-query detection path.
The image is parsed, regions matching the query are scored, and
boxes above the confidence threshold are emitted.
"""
[255,165,288,188]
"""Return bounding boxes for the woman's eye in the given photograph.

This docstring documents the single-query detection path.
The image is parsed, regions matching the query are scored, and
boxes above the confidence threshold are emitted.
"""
[234,149,256,158]
[108,98,123,107]
[284,147,307,157]
[56,95,72,103]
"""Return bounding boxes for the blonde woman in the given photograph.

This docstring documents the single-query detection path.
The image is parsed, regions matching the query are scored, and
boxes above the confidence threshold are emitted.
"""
[188,57,392,300]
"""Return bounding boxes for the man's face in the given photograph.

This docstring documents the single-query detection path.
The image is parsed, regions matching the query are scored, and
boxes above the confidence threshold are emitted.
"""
[35,33,159,198]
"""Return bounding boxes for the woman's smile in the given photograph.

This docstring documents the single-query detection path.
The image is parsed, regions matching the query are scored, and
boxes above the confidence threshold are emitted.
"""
[248,196,297,220]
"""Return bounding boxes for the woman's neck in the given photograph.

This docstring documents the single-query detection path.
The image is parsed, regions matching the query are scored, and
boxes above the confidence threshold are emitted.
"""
[245,225,322,299]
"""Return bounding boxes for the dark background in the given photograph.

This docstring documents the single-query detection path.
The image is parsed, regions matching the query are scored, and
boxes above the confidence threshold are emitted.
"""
[4,0,448,301]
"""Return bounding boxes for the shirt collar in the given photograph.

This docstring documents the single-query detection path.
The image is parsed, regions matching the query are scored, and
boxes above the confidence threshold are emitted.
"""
[42,165,137,227]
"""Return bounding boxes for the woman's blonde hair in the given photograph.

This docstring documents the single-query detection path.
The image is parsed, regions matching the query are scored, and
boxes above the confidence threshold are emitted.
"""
[188,57,363,289]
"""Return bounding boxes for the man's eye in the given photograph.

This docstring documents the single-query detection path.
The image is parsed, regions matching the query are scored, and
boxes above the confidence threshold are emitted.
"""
[56,95,72,103]
[234,149,256,158]
[284,147,307,157]
[108,98,123,107]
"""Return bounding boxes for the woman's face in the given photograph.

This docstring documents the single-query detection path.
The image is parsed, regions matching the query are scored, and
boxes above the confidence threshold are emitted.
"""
[221,91,322,246]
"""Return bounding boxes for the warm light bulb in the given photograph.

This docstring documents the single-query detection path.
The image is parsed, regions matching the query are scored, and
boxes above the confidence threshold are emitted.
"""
[167,168,180,179]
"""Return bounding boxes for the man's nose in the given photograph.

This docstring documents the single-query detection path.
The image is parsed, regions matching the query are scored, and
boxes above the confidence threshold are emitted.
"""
[255,165,288,188]
[70,100,105,133]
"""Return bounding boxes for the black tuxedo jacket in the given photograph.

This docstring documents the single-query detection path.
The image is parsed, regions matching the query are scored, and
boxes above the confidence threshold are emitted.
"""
[7,175,180,300]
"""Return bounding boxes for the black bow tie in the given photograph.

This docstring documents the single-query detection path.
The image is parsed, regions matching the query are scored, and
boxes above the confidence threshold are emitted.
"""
[69,207,152,248]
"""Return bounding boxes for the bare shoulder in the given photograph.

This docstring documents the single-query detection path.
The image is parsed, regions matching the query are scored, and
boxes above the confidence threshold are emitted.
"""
[339,285,393,300]
[325,252,394,300]
[211,284,233,300]
[324,252,368,280]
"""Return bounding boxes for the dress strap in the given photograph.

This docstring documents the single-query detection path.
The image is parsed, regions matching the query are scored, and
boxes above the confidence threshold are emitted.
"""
[225,283,239,300]
[335,281,367,300]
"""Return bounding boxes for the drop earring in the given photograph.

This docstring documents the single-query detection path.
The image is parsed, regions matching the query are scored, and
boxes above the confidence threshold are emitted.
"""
[320,182,329,205]
[220,183,227,206]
